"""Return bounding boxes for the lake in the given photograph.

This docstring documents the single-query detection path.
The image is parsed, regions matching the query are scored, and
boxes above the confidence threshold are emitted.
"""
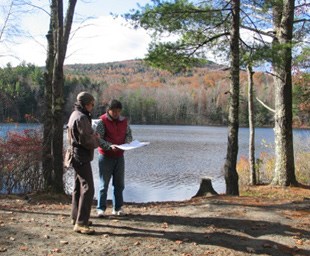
[1,123,309,202]
[67,125,309,202]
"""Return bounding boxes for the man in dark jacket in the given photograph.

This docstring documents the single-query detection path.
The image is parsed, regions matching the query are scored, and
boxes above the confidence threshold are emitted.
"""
[66,92,99,234]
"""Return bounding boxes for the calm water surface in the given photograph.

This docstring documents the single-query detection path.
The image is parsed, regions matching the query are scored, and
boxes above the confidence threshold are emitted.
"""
[72,125,308,202]
[1,123,309,202]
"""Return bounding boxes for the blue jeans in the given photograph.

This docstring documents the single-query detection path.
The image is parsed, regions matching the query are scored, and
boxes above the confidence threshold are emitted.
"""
[97,154,125,211]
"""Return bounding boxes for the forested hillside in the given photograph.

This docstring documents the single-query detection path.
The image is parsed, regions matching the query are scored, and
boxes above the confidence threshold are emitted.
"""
[0,60,309,127]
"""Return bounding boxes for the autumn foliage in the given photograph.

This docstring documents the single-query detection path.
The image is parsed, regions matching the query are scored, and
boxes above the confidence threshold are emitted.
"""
[0,129,44,194]
[0,60,309,127]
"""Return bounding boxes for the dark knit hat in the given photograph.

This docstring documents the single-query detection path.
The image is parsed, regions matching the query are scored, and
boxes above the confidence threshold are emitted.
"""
[77,92,95,106]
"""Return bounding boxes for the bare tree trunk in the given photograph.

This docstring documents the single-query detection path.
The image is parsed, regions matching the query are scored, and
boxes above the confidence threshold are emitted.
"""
[50,0,65,193]
[42,0,77,193]
[224,0,239,195]
[271,0,297,186]
[247,64,256,185]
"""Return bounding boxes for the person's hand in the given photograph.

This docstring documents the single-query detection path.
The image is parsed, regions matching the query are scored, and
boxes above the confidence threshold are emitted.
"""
[110,145,119,151]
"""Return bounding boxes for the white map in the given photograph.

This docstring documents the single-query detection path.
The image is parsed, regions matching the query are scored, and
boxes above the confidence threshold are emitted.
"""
[114,140,150,150]
[92,119,101,130]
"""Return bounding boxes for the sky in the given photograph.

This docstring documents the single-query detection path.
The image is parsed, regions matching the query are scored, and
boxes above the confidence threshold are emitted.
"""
[0,0,152,67]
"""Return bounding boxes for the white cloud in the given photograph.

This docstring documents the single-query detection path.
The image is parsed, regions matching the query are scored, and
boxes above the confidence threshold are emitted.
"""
[0,16,151,67]
[66,16,151,65]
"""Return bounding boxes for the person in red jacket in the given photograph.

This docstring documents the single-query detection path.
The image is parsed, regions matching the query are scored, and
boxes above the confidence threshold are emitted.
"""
[96,99,132,217]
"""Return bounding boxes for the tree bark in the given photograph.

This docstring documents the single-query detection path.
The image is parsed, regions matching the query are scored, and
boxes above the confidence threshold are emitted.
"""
[51,0,65,193]
[193,178,218,198]
[42,0,77,193]
[247,64,256,185]
[224,0,240,195]
[271,0,297,186]
[42,6,55,191]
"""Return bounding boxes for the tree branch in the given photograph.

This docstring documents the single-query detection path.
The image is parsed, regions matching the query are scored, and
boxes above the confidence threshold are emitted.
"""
[240,24,274,38]
[294,19,310,24]
[0,1,13,41]
[184,32,230,57]
[256,97,275,113]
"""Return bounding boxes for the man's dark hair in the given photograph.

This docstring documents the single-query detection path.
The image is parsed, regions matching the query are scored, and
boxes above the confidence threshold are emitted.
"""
[108,99,122,110]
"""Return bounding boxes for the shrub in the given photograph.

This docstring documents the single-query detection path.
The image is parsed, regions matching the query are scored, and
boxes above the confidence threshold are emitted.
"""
[236,155,250,186]
[294,135,310,185]
[237,135,310,186]
[0,129,44,194]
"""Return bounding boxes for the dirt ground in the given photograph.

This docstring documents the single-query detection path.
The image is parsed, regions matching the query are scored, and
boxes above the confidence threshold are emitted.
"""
[0,186,309,256]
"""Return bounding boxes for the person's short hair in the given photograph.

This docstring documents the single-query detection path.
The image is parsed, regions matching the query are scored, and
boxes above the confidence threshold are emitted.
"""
[108,99,122,110]
[77,91,94,106]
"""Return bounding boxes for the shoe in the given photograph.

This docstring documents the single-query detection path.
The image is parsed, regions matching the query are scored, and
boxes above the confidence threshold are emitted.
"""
[112,208,125,216]
[73,224,95,234]
[71,219,93,226]
[97,209,105,218]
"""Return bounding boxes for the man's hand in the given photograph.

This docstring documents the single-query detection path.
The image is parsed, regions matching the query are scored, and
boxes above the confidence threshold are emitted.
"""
[110,145,119,151]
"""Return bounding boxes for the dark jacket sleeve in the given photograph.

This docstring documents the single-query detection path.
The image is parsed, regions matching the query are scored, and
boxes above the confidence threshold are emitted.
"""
[96,120,112,150]
[125,124,133,143]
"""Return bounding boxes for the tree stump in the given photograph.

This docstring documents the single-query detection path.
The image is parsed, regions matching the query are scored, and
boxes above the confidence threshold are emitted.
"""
[192,178,218,198]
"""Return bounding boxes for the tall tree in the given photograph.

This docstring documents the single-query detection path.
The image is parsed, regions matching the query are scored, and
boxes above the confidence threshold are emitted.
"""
[224,0,240,195]
[43,0,77,193]
[125,0,240,195]
[271,0,297,185]
[247,63,256,185]
[238,0,309,186]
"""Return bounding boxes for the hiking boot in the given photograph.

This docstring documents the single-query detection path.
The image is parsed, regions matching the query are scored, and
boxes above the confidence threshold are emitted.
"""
[73,224,95,234]
[71,219,93,226]
[112,208,126,216]
[97,209,105,218]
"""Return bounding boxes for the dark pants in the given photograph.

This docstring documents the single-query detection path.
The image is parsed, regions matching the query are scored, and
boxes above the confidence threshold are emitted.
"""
[71,159,94,225]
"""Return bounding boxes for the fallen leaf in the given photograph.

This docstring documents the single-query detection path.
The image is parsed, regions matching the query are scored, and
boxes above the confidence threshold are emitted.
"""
[0,248,7,252]
[162,222,169,228]
[203,251,214,255]
[246,247,255,253]
[263,243,272,248]
[20,246,28,251]
[52,248,61,253]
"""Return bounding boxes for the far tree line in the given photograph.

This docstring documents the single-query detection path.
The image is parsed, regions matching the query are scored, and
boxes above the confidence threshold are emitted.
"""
[0,61,309,127]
